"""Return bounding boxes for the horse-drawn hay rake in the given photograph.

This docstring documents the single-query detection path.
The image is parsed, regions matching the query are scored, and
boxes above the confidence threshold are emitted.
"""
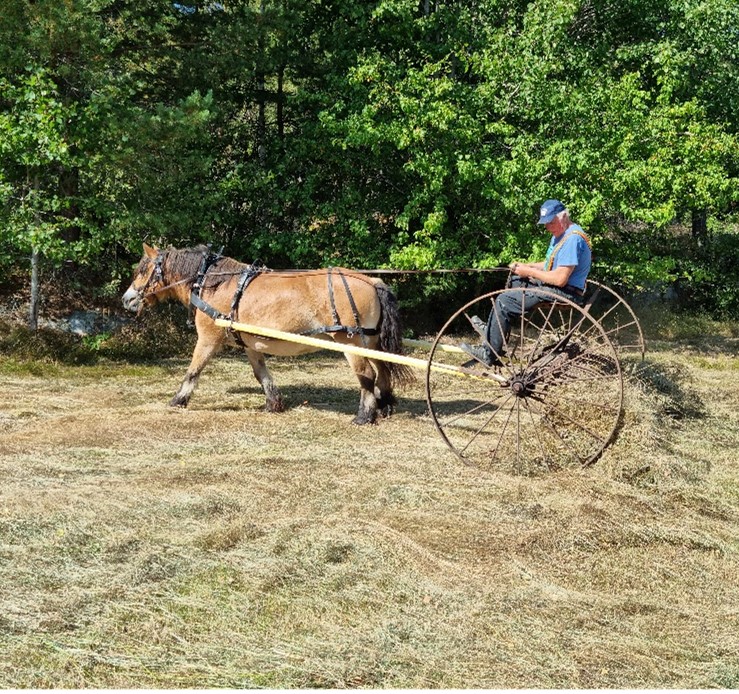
[216,273,645,473]
[123,245,644,474]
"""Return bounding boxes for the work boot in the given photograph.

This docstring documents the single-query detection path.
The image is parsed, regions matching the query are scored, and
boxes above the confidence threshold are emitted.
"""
[469,315,486,337]
[460,342,500,368]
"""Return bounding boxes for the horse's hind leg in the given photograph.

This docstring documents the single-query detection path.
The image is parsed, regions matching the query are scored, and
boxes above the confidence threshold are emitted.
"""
[372,360,396,418]
[171,334,223,407]
[345,354,379,425]
[245,349,284,413]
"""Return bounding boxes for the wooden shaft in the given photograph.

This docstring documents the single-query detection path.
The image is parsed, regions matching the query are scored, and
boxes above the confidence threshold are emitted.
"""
[401,337,464,353]
[213,318,497,380]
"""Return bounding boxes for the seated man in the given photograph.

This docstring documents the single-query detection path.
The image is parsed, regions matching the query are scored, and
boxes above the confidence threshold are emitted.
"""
[462,199,592,368]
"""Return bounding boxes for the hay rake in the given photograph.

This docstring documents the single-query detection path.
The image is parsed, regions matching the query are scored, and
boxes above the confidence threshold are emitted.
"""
[217,275,644,474]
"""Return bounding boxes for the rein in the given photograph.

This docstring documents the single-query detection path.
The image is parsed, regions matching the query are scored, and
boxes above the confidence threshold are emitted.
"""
[145,276,195,298]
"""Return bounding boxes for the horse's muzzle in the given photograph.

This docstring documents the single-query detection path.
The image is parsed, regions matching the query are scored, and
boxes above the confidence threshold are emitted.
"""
[122,286,143,313]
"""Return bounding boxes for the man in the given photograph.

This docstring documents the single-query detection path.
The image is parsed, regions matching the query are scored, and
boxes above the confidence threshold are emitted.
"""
[461,199,592,368]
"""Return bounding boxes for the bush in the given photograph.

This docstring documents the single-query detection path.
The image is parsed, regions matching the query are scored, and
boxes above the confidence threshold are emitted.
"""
[0,304,196,365]
[0,320,97,365]
[98,305,196,362]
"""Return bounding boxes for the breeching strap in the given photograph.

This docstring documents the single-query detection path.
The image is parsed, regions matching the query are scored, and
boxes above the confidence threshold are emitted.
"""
[301,268,372,346]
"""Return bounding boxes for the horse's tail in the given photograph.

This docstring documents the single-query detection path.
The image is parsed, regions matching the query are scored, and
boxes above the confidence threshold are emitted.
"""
[376,282,415,387]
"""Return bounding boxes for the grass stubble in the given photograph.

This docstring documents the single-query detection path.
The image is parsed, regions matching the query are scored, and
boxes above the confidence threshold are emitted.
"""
[0,330,738,688]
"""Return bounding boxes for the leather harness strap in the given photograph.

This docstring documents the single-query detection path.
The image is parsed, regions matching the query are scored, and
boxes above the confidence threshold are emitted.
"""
[226,264,265,347]
[190,291,226,321]
[230,264,264,315]
[189,246,224,325]
[337,268,369,347]
[187,261,378,343]
[299,268,374,345]
[189,262,265,324]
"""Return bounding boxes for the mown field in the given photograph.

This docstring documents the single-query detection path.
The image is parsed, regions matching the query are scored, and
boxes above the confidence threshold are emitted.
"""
[1,314,738,688]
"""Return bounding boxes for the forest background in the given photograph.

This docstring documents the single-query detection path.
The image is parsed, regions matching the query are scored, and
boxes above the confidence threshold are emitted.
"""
[1,0,738,329]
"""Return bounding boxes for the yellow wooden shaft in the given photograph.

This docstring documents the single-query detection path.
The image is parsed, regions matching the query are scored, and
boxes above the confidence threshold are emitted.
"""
[401,337,464,353]
[214,318,484,378]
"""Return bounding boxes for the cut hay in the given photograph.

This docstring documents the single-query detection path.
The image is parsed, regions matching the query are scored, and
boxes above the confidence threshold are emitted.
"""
[0,341,737,688]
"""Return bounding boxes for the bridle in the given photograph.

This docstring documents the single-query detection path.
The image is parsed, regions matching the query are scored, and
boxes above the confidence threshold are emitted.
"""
[147,251,165,290]
[136,250,194,303]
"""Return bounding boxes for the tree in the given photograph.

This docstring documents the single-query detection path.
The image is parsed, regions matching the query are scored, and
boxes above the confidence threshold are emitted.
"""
[0,69,77,327]
[1,0,738,324]
[315,0,738,292]
[0,0,216,324]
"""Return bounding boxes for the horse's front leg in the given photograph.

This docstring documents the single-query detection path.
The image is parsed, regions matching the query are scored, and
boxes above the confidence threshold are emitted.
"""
[245,349,284,413]
[170,333,224,408]
[345,354,378,425]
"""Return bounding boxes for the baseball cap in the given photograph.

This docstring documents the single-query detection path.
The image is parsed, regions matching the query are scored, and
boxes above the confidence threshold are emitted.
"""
[537,199,566,224]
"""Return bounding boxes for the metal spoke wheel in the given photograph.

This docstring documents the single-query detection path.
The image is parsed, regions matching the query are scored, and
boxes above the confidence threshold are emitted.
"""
[425,289,624,473]
[584,280,646,359]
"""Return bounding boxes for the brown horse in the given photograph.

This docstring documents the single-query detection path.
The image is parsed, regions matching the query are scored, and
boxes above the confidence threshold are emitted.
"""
[122,244,413,423]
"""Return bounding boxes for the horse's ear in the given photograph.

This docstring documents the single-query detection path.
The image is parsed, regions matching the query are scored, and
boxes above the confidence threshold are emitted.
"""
[143,243,158,259]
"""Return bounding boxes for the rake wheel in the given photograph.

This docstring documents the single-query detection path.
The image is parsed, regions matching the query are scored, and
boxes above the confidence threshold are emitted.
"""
[584,279,646,359]
[425,288,624,473]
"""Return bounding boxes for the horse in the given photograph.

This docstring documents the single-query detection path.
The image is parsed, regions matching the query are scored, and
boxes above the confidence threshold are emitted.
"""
[122,243,414,424]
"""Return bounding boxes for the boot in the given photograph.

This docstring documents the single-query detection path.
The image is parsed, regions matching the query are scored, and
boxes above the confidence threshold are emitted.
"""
[469,314,486,337]
[460,342,501,368]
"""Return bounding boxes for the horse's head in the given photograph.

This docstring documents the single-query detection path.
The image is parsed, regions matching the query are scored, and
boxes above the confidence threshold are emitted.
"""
[122,243,166,313]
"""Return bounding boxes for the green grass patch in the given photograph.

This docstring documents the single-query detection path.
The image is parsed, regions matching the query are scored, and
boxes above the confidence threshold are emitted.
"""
[637,306,739,341]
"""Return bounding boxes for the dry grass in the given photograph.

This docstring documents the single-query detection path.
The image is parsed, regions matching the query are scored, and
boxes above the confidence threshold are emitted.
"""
[0,334,738,688]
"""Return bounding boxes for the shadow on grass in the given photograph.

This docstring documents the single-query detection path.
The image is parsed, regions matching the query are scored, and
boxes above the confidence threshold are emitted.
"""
[203,381,432,418]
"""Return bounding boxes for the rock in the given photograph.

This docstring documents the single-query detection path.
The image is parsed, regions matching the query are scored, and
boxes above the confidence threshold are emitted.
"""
[44,310,128,336]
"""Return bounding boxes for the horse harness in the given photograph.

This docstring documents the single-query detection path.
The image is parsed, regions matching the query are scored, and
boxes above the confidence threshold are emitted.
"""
[301,267,375,347]
[188,246,226,325]
[184,247,263,348]
[182,248,377,346]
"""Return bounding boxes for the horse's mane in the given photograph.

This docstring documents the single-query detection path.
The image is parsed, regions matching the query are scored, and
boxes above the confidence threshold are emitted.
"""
[165,245,248,290]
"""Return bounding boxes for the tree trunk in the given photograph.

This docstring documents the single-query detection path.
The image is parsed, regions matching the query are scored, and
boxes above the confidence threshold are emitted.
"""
[28,172,42,331]
[277,64,285,141]
[691,208,708,246]
[256,0,267,166]
[29,247,40,331]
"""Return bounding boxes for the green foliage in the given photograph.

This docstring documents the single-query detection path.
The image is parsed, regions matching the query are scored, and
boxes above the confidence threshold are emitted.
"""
[0,68,76,261]
[673,230,739,319]
[0,0,217,272]
[0,0,737,319]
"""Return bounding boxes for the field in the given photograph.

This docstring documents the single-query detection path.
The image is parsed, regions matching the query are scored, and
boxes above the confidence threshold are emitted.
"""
[1,316,738,688]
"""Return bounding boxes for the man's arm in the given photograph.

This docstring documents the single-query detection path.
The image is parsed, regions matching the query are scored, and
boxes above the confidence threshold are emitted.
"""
[509,262,574,287]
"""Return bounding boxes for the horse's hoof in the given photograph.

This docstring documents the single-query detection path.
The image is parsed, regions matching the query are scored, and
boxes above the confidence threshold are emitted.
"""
[352,414,377,426]
[169,398,188,408]
[266,399,285,413]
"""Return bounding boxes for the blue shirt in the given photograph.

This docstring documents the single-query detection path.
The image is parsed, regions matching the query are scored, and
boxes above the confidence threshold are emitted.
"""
[543,224,591,290]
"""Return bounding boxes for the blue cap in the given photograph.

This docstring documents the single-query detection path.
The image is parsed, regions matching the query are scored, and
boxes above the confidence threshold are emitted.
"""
[537,199,566,224]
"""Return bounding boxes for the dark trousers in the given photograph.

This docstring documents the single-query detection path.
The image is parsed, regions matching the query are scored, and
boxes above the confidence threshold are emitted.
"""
[483,278,584,358]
